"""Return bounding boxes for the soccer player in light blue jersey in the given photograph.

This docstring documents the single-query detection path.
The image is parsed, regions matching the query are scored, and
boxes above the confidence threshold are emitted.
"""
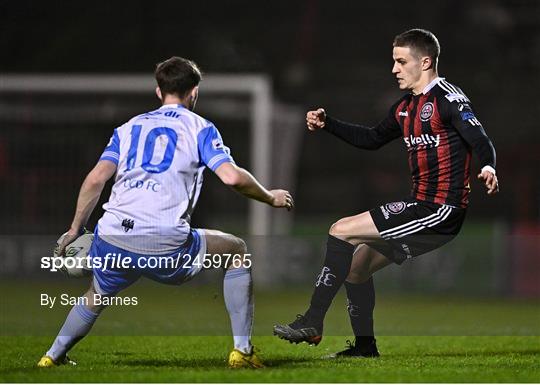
[37,57,293,369]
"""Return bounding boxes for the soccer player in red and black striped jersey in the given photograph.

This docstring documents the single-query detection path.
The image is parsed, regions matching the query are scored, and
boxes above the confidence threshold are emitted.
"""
[274,28,499,357]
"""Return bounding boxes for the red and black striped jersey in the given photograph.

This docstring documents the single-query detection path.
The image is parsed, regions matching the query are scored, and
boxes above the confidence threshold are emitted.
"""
[324,77,496,208]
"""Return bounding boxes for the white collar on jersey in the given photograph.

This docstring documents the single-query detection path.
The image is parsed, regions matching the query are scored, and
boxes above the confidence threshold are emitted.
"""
[159,104,186,109]
[422,77,444,94]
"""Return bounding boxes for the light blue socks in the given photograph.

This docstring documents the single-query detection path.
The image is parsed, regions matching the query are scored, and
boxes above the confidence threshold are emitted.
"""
[46,303,99,361]
[223,268,253,353]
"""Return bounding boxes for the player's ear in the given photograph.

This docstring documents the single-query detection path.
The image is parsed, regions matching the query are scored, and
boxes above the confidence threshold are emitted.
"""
[156,87,163,101]
[421,56,432,71]
[190,86,199,100]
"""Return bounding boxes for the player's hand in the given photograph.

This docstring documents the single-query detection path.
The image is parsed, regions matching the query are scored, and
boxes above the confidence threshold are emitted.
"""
[57,228,81,256]
[306,108,326,131]
[477,170,499,195]
[269,189,294,211]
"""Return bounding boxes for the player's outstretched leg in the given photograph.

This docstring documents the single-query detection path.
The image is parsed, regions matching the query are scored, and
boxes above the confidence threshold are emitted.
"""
[204,230,263,368]
[273,211,382,346]
[37,282,105,367]
[273,234,355,345]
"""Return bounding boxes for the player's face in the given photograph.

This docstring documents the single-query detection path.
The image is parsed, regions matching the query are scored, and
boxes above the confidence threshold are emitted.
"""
[392,46,423,92]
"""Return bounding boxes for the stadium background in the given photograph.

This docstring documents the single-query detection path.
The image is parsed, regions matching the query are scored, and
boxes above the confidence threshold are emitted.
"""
[1,1,539,382]
[1,0,540,351]
[2,0,539,292]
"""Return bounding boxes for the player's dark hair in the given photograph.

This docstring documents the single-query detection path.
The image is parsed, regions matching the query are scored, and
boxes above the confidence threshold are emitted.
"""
[393,29,440,69]
[155,57,202,98]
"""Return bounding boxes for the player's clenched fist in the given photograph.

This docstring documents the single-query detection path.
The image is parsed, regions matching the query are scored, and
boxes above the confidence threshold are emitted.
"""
[269,189,294,211]
[306,108,326,131]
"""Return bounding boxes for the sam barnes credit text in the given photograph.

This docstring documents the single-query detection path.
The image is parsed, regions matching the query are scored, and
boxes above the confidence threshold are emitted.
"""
[41,294,138,308]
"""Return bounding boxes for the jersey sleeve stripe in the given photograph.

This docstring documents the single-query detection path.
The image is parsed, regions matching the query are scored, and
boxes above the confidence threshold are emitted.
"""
[99,156,119,165]
[441,80,460,94]
[101,151,119,160]
[439,81,458,96]
[439,81,469,102]
[207,153,233,170]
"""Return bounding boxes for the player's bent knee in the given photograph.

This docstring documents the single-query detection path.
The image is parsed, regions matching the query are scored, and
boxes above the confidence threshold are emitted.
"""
[329,219,353,240]
[346,271,372,284]
[222,235,246,255]
[329,221,342,236]
[225,237,249,269]
[84,284,108,313]
[234,237,248,255]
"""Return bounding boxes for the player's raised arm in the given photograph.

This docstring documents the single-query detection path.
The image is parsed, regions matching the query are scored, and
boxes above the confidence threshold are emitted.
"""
[59,160,117,255]
[215,162,293,210]
[307,102,402,150]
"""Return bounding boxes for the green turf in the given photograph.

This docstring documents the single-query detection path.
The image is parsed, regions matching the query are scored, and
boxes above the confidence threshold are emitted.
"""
[1,280,539,382]
[1,336,539,382]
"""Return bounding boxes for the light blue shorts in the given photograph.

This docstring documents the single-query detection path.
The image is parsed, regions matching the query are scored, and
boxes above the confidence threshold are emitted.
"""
[90,228,206,295]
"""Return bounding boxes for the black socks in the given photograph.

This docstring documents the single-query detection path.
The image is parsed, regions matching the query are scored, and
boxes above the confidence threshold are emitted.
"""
[345,277,375,344]
[305,235,354,322]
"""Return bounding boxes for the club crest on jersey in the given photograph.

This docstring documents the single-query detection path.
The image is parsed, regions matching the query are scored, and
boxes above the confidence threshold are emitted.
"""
[420,102,434,121]
[385,201,406,215]
[122,218,134,232]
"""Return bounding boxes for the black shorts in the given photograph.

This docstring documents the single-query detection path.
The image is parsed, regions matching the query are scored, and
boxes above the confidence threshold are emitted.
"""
[369,198,466,265]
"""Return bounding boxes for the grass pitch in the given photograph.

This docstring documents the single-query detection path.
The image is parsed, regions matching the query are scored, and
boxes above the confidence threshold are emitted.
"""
[2,335,539,382]
[1,279,539,382]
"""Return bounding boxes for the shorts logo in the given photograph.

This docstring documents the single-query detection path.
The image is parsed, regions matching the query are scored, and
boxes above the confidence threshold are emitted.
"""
[401,243,412,259]
[381,201,406,220]
[420,102,434,121]
[386,202,407,214]
[385,201,406,215]
[380,205,390,220]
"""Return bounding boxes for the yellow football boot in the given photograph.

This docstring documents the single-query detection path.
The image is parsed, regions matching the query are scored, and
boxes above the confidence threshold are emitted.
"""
[37,355,77,367]
[228,347,264,368]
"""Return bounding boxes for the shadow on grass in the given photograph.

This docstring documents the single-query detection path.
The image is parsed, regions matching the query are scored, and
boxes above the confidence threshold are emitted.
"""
[394,348,540,358]
[115,356,312,368]
[109,351,135,356]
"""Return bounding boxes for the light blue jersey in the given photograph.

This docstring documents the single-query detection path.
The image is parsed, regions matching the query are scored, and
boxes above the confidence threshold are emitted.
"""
[97,104,234,254]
